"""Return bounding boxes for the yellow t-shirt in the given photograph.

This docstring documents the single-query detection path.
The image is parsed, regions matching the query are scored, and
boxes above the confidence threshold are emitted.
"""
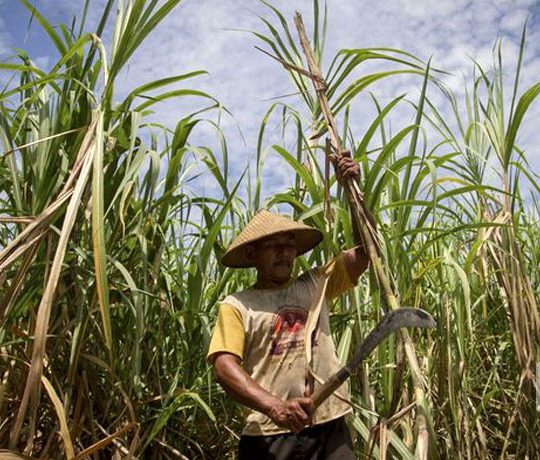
[208,253,355,436]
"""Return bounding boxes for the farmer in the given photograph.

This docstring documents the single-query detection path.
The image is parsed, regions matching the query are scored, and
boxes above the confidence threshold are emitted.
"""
[207,156,369,459]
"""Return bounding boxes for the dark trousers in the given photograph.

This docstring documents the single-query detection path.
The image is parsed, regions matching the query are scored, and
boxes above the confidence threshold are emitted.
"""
[238,416,356,460]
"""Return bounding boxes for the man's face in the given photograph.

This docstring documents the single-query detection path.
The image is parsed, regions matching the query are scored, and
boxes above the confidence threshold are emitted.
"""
[248,232,297,285]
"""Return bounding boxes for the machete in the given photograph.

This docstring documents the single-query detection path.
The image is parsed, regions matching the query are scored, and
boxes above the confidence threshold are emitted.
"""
[312,308,436,408]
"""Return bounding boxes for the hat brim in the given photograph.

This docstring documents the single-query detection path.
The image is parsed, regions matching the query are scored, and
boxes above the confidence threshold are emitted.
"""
[221,227,323,268]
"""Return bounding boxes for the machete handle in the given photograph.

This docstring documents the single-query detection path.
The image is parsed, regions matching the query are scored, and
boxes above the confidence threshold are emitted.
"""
[312,367,351,409]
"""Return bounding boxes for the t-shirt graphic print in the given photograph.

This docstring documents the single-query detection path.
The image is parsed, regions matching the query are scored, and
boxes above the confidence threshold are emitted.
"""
[270,307,310,356]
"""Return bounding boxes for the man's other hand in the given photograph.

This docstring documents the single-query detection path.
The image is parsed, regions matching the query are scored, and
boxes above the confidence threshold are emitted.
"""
[267,397,314,434]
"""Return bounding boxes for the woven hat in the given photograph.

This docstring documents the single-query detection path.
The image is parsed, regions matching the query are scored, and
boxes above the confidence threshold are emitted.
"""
[222,209,323,268]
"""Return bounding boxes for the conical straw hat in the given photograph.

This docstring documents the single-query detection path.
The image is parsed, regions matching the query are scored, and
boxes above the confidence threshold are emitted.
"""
[222,209,323,268]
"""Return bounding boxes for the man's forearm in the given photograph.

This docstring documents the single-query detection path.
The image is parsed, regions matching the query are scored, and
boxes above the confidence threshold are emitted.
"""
[214,353,281,416]
[212,353,313,433]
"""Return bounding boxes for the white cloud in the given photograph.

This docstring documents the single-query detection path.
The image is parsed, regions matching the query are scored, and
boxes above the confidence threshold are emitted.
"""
[0,9,13,89]
[2,0,539,197]
[501,8,530,33]
[397,0,469,18]
[0,9,10,56]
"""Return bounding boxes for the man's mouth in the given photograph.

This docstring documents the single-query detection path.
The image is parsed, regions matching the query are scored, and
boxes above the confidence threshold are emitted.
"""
[275,260,290,267]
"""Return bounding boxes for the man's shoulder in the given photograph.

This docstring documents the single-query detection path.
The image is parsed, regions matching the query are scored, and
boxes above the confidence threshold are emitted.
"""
[221,289,255,311]
[296,268,317,284]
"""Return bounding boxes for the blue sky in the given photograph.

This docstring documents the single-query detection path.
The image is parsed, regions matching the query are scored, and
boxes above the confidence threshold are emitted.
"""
[1,0,539,203]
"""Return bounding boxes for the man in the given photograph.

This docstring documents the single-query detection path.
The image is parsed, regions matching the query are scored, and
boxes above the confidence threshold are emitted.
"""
[207,156,369,459]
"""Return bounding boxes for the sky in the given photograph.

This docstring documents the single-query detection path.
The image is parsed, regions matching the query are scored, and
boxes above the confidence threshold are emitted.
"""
[0,0,539,204]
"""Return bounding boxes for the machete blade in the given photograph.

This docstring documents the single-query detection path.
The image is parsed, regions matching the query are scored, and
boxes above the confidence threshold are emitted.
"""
[347,308,435,371]
[311,308,435,408]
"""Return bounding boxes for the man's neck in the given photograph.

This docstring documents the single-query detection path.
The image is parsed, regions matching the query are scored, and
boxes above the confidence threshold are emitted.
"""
[253,276,291,289]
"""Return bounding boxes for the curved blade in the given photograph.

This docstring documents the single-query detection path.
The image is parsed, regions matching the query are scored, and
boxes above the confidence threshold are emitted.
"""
[347,308,435,371]
[311,308,435,408]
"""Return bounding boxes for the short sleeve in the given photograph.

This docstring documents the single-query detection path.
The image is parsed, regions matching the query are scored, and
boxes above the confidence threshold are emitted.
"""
[207,303,245,363]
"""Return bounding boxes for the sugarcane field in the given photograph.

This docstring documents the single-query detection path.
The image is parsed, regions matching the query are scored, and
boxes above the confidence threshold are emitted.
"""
[1,0,540,459]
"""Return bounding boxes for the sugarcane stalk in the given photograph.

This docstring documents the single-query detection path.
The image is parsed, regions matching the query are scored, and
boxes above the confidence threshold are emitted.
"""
[293,11,432,457]
[293,13,396,307]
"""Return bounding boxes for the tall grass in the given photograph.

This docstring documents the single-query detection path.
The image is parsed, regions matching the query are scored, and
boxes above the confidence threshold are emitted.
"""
[248,2,539,458]
[0,0,538,458]
[0,0,229,457]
